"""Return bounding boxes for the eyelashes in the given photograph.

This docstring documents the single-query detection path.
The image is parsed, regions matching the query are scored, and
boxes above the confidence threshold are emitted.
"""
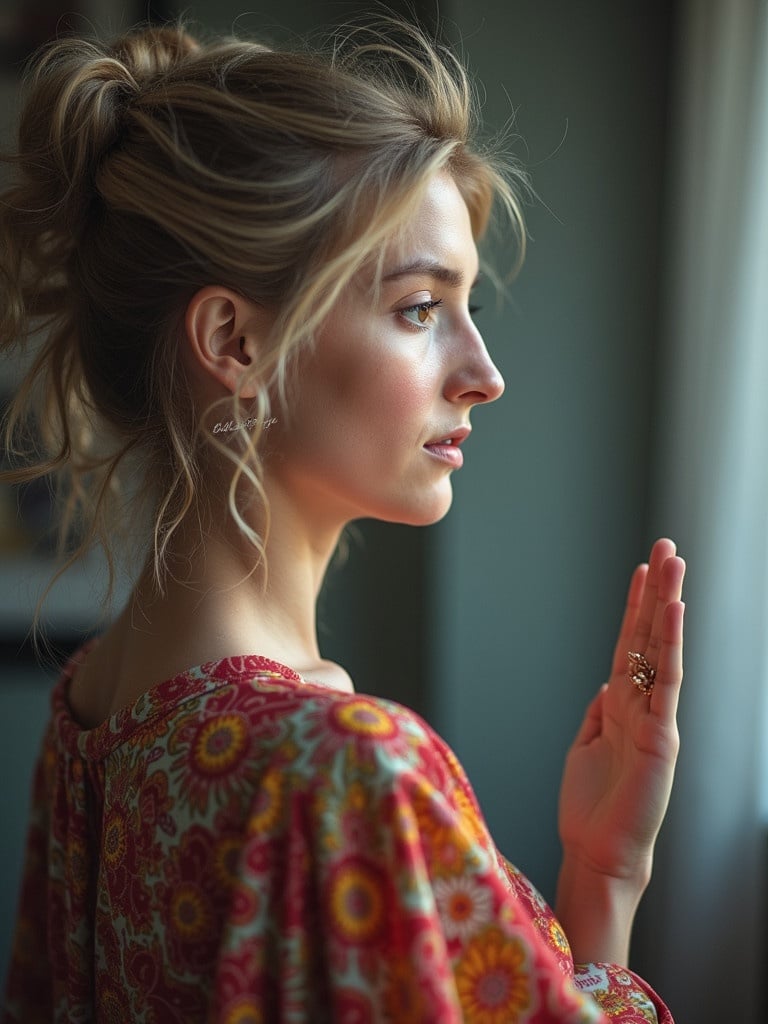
[398,298,483,331]
[399,298,444,328]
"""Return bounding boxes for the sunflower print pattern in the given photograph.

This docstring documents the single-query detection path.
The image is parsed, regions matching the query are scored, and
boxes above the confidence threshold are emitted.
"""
[4,650,672,1023]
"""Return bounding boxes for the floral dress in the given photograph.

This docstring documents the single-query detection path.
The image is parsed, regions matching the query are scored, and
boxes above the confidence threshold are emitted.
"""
[3,650,673,1023]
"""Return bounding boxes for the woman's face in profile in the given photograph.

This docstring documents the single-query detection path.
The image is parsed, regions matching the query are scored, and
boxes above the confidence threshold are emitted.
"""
[265,173,505,530]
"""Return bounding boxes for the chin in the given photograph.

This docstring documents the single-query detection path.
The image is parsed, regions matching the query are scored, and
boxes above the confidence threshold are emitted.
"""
[379,492,454,528]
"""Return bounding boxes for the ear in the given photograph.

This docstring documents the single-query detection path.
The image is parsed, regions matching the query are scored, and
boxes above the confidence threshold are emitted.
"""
[184,286,269,398]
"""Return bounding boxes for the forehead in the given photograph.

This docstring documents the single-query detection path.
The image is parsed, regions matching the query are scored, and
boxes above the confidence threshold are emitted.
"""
[383,173,479,279]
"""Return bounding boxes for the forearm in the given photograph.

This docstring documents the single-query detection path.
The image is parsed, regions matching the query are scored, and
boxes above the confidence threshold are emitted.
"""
[555,852,651,967]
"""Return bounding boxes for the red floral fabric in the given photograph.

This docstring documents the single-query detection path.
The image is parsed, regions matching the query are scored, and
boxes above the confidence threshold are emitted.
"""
[3,650,673,1023]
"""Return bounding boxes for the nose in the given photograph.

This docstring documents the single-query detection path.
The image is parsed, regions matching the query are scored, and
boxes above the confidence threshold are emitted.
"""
[445,326,505,405]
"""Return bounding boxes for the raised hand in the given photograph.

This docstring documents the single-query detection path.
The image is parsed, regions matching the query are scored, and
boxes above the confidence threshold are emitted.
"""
[555,538,685,964]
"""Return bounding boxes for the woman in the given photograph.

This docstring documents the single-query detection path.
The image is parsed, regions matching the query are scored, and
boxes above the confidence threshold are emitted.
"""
[1,19,684,1023]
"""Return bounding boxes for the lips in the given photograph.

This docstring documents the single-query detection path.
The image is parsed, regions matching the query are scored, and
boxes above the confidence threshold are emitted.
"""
[424,426,471,447]
[423,427,469,468]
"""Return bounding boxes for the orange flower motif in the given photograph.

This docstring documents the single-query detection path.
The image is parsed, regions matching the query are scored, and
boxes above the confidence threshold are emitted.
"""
[455,927,534,1024]
[326,856,388,946]
[452,784,488,847]
[411,786,472,879]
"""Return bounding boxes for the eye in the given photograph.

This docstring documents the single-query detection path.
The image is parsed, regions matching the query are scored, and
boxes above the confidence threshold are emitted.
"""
[399,298,443,330]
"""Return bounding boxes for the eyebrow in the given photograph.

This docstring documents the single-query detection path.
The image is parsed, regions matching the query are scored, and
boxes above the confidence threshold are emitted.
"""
[382,259,480,289]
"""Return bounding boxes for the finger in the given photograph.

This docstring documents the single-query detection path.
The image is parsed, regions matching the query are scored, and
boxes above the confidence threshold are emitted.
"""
[649,600,685,720]
[645,555,686,663]
[632,538,677,652]
[610,563,648,677]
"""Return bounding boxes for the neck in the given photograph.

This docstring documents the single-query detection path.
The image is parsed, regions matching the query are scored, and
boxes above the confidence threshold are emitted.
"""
[127,484,347,677]
[68,484,357,728]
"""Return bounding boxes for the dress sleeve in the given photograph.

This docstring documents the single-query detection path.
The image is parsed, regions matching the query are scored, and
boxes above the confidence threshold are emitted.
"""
[498,856,672,1024]
[210,692,674,1023]
[572,965,672,1023]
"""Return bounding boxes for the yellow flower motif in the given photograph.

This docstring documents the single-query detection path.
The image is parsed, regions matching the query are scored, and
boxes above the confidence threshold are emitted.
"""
[192,714,249,776]
[170,883,212,940]
[213,835,242,890]
[328,858,386,945]
[102,813,127,866]
[247,768,285,835]
[456,927,533,1024]
[333,699,397,738]
[548,918,571,956]
[223,996,264,1024]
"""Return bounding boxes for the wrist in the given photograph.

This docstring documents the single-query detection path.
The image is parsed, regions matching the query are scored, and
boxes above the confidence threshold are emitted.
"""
[555,851,651,967]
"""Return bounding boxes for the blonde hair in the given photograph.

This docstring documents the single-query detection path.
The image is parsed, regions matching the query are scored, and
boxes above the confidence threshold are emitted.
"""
[0,18,526,615]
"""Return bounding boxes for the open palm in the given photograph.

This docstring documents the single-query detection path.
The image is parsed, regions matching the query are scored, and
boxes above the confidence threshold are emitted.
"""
[558,538,686,883]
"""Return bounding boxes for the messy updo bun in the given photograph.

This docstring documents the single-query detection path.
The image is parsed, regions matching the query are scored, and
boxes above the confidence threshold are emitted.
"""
[0,18,526,617]
[7,28,198,279]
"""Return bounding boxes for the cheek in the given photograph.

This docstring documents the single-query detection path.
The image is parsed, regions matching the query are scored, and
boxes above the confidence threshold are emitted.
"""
[300,323,437,441]
[384,361,436,430]
[350,347,435,422]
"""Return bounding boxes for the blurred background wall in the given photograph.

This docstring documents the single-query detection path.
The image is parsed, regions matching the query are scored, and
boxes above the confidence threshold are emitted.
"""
[1,1,766,1020]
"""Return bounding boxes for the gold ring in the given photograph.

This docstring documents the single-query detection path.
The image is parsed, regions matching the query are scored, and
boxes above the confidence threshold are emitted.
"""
[627,651,656,694]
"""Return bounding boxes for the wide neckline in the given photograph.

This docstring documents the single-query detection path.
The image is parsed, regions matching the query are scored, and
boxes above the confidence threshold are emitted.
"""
[54,646,309,761]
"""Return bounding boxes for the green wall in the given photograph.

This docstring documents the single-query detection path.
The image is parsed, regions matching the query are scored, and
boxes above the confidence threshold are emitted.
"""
[431,0,673,902]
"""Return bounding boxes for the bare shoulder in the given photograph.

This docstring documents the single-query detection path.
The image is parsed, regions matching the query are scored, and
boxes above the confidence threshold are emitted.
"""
[298,658,355,693]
